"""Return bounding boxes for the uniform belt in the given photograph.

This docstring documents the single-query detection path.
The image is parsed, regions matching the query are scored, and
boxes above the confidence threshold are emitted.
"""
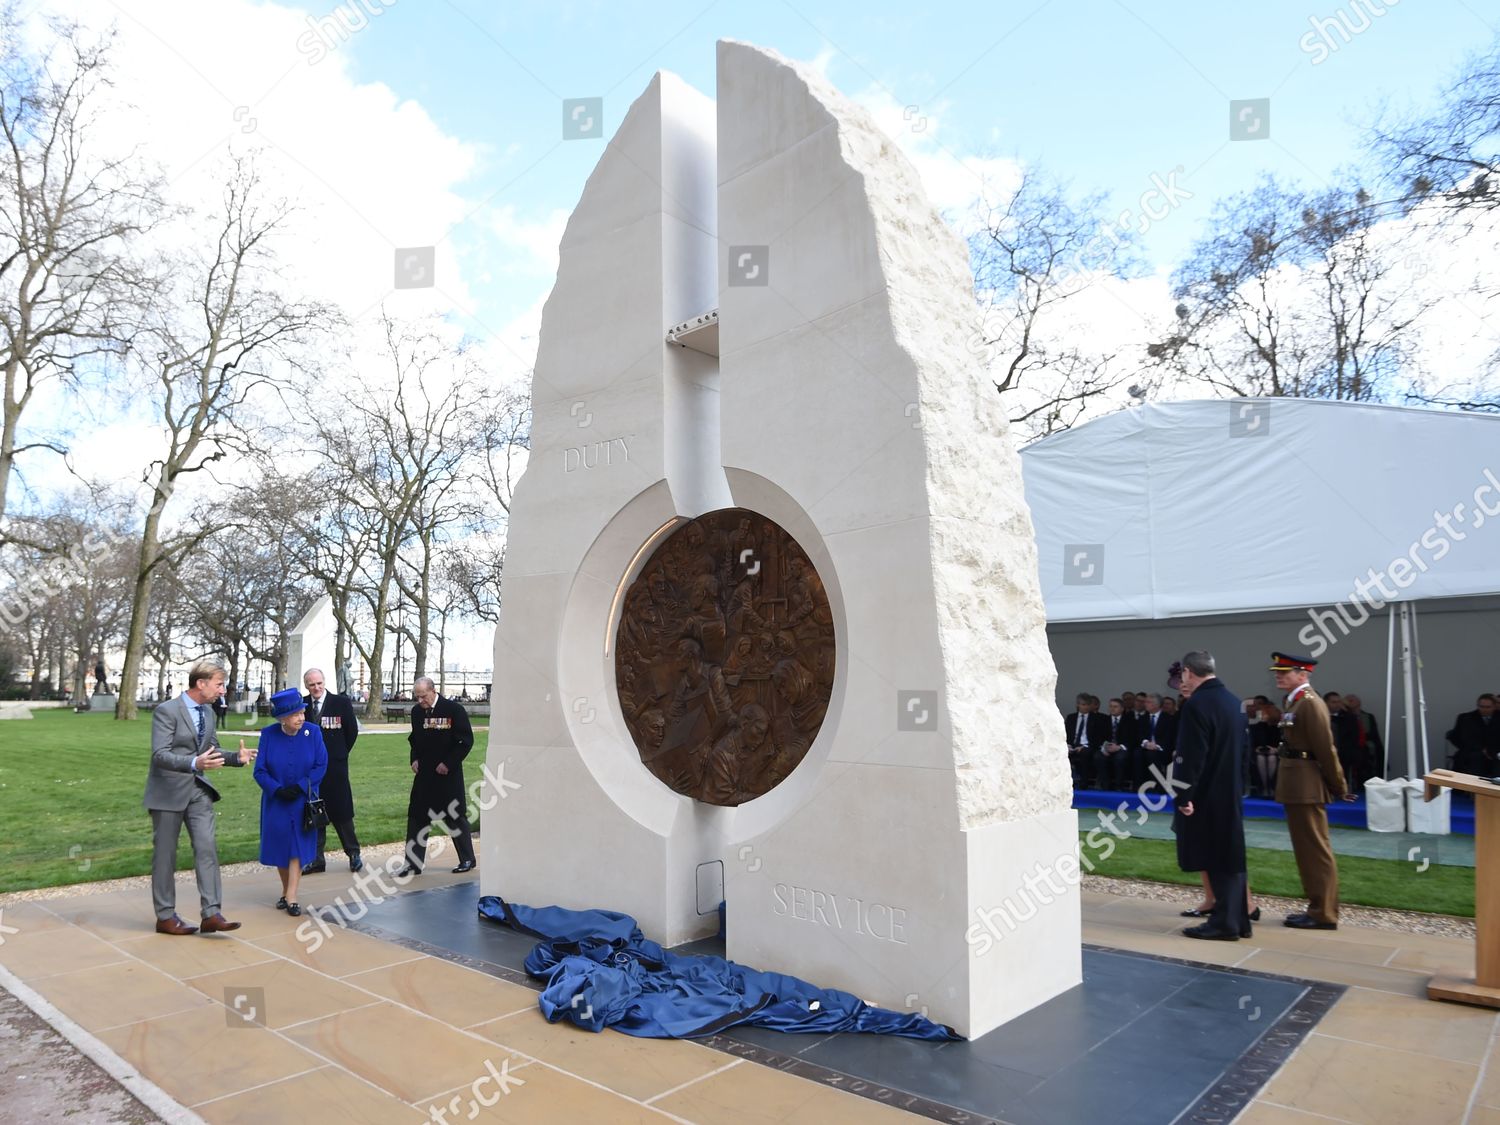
[1278,747,1313,760]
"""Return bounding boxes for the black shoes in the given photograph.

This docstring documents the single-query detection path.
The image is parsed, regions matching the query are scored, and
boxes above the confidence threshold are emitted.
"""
[302,860,327,874]
[395,864,421,878]
[349,853,364,873]
[275,897,288,911]
[1249,907,1261,922]
[1284,913,1337,930]
[1180,906,1213,917]
[1183,923,1239,941]
[451,861,476,874]
[286,902,302,917]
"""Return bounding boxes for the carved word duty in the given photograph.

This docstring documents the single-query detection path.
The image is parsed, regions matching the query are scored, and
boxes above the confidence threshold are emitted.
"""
[615,508,835,805]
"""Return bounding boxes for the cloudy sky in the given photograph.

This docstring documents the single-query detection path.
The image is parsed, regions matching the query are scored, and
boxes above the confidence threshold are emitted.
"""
[49,0,1493,366]
[30,0,1497,672]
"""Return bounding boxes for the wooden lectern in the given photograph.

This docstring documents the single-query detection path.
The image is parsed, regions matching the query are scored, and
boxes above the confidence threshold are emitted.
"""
[1424,769,1500,1008]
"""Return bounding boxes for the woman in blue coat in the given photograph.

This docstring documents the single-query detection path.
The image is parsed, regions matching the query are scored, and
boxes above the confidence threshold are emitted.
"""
[254,688,328,916]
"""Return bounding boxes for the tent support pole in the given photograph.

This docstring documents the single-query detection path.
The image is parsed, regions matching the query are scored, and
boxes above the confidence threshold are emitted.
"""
[1411,602,1431,776]
[1385,604,1396,779]
[1400,602,1417,781]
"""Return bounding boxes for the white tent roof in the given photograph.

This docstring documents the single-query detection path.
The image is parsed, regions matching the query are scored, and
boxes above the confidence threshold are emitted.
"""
[1019,398,1500,622]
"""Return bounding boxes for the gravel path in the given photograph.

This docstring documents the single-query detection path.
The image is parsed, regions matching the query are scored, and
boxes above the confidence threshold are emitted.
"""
[0,987,161,1124]
[1083,874,1477,939]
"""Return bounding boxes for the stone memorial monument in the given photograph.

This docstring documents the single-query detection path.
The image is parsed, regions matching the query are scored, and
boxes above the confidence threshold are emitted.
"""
[287,595,337,693]
[487,41,1078,1038]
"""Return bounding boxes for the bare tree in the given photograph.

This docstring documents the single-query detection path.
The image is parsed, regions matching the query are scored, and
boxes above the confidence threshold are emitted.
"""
[967,169,1142,442]
[444,385,528,625]
[113,160,335,719]
[313,312,489,718]
[0,15,160,531]
[1147,176,1426,402]
[0,490,133,700]
[1372,34,1500,217]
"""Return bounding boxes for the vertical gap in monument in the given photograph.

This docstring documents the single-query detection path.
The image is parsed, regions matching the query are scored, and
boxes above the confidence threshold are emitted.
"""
[659,79,735,935]
[661,85,731,517]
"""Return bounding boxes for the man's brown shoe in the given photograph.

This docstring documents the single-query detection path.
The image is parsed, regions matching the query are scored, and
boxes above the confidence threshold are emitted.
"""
[200,913,241,933]
[155,915,199,935]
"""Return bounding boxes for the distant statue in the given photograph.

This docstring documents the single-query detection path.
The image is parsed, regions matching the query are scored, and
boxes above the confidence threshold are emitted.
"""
[337,660,353,696]
[93,658,108,696]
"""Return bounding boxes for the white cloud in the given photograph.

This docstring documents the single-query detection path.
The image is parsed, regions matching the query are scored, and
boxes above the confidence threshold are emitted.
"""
[846,84,1023,218]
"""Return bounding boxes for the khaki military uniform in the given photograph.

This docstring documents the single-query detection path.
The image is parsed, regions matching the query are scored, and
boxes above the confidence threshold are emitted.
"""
[1274,686,1347,923]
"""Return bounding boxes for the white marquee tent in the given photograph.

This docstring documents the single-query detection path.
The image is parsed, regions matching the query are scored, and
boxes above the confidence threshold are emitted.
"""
[1019,398,1500,780]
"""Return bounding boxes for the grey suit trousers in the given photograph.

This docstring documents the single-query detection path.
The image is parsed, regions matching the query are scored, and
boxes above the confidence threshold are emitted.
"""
[151,784,221,920]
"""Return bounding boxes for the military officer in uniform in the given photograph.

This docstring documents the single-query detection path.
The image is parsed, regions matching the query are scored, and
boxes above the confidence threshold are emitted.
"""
[399,675,477,876]
[301,667,362,873]
[1271,652,1347,930]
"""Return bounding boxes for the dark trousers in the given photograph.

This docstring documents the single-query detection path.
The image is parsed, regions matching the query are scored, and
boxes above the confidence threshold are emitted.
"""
[1206,869,1249,936]
[405,792,475,870]
[1251,750,1279,797]
[1093,747,1129,789]
[1338,746,1372,792]
[315,817,361,860]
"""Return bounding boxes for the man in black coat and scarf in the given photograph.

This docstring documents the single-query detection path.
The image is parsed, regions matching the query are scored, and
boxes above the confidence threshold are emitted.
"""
[399,675,477,876]
[1172,649,1251,941]
[302,667,362,873]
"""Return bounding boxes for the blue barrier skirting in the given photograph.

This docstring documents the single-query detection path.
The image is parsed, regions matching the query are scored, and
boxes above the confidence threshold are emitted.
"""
[1072,788,1475,836]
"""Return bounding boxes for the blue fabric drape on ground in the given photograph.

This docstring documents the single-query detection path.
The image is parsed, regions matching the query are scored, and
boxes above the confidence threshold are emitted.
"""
[477,896,961,1041]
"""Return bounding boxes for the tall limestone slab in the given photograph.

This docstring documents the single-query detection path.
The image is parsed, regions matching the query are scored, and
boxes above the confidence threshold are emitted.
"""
[713,40,1078,1036]
[487,42,1078,1038]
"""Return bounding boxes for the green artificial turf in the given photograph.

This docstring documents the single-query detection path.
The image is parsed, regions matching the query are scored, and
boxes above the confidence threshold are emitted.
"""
[1082,832,1476,918]
[0,709,490,894]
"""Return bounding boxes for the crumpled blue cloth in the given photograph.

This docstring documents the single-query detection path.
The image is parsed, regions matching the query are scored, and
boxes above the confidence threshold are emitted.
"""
[477,896,961,1041]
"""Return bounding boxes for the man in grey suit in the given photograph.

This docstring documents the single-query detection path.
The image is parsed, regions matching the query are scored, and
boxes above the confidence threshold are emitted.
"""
[144,659,257,934]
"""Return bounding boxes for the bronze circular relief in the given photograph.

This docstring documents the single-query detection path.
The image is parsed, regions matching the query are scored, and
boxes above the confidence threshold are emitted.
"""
[615,508,835,806]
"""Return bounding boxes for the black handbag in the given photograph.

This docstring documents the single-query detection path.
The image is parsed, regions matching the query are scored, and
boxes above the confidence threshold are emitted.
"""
[302,786,330,832]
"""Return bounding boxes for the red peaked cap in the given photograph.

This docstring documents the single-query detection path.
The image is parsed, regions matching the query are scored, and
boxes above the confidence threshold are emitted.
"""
[1269,651,1317,672]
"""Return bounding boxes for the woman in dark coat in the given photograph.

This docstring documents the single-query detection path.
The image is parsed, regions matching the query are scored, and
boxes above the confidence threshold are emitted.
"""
[254,688,327,917]
[1171,652,1251,940]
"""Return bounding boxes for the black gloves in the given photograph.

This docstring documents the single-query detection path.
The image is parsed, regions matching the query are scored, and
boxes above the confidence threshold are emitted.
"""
[273,784,301,801]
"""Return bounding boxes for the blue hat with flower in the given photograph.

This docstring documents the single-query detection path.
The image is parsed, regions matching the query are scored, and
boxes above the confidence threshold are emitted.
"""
[271,688,306,718]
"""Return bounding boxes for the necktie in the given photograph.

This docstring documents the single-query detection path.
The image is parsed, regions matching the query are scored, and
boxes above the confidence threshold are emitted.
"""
[310,697,321,722]
[1112,717,1119,738]
[194,704,204,741]
[1151,714,1158,735]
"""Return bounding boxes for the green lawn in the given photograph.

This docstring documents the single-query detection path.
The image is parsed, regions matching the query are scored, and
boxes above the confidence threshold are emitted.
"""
[1084,832,1476,917]
[0,710,1478,917]
[0,710,490,894]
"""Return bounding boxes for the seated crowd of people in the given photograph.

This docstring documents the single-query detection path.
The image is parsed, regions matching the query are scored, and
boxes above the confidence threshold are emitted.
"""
[1063,687,1391,798]
[1446,693,1500,777]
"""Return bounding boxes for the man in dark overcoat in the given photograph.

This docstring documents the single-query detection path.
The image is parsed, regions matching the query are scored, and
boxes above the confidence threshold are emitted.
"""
[399,675,477,876]
[302,667,362,873]
[1172,649,1251,941]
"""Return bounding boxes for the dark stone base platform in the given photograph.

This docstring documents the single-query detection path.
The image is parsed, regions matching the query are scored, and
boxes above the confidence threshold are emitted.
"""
[327,882,1340,1124]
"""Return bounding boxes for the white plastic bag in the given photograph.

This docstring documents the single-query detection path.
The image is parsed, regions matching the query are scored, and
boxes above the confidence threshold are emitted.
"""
[1363,777,1407,832]
[1404,779,1451,835]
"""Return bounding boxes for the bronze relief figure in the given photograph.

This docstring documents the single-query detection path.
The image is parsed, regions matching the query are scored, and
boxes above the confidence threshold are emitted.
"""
[615,508,835,805]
